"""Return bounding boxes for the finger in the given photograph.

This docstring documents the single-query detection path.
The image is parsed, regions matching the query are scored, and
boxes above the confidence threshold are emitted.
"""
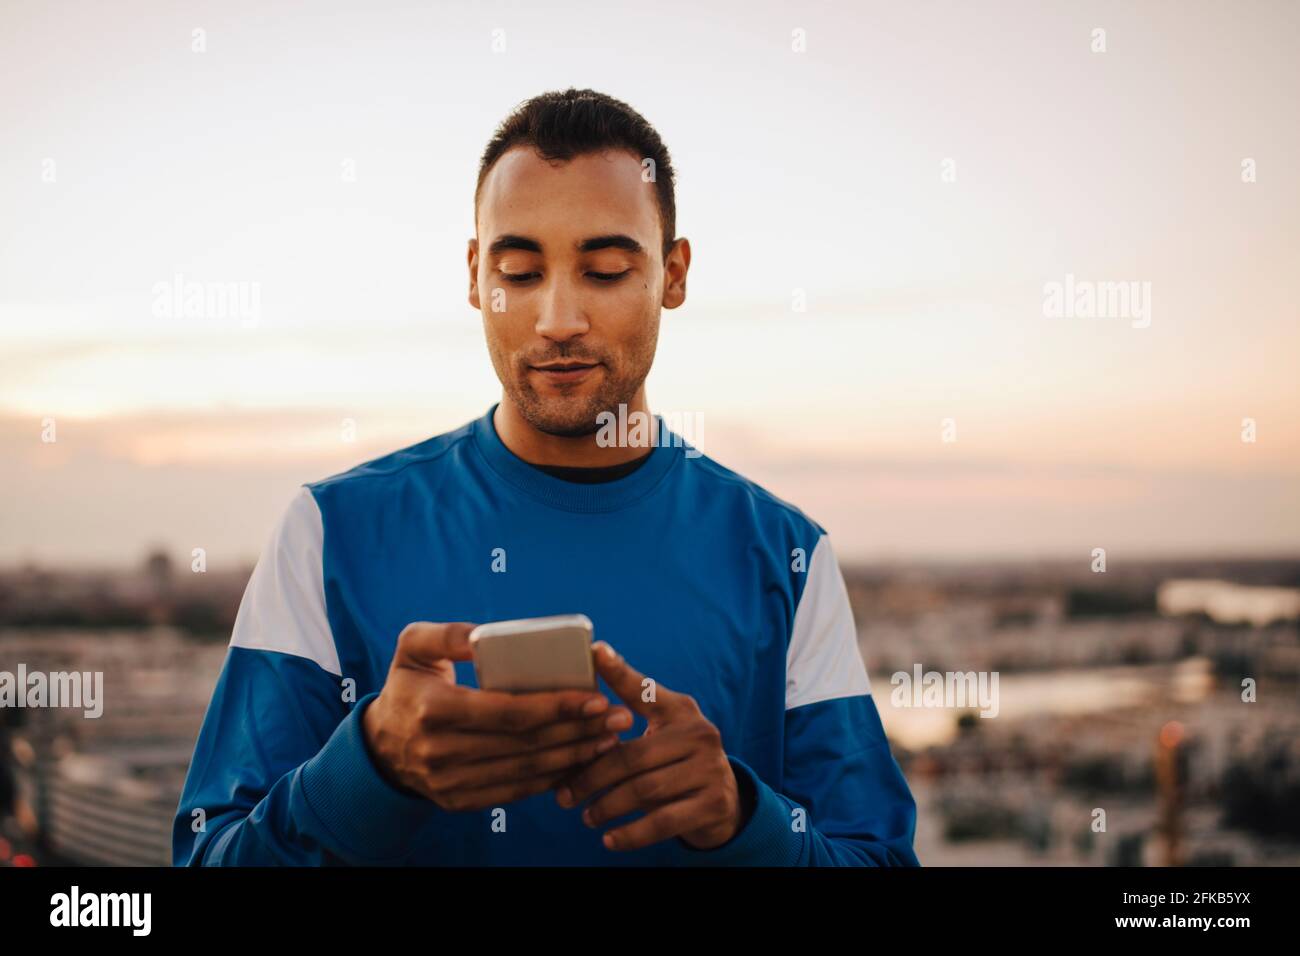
[432,732,622,792]
[435,684,611,731]
[394,621,477,669]
[601,792,716,852]
[580,757,699,829]
[590,641,680,720]
[434,707,634,761]
[555,731,696,808]
[438,768,575,813]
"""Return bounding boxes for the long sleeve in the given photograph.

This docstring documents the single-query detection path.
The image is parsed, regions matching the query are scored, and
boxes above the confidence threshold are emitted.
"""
[171,486,442,865]
[670,533,920,866]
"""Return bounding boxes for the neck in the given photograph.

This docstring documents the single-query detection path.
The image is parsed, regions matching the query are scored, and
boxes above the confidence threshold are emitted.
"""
[493,390,654,468]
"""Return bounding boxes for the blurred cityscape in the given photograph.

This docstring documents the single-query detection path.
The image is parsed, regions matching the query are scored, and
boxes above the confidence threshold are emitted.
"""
[1,553,1297,867]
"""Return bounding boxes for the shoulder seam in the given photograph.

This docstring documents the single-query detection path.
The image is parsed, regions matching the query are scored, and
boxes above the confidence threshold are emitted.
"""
[308,425,475,490]
[687,454,826,533]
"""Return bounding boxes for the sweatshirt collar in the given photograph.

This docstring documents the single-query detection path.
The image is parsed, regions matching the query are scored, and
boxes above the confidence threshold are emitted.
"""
[470,402,682,513]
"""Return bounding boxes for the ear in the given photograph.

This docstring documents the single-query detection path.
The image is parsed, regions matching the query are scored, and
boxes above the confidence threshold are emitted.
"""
[662,237,690,310]
[467,238,481,310]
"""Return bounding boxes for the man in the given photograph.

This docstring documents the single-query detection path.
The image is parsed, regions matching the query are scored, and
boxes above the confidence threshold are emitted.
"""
[172,88,920,866]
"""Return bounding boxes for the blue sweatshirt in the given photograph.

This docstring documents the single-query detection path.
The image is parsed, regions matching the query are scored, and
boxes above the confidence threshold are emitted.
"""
[172,404,920,866]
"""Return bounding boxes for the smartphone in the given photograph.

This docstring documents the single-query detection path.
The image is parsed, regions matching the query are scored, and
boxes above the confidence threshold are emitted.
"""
[468,613,596,693]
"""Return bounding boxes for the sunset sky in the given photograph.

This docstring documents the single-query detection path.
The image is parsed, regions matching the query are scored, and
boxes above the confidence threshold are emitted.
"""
[2,0,1297,567]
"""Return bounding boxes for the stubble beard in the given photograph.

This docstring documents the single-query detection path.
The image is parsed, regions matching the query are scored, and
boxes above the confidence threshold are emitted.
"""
[507,364,645,438]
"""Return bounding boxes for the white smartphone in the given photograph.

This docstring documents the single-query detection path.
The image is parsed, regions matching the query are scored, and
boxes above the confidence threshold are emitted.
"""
[468,613,596,693]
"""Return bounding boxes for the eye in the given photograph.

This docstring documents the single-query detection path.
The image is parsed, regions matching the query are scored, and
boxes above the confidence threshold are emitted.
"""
[587,270,631,283]
[500,271,540,284]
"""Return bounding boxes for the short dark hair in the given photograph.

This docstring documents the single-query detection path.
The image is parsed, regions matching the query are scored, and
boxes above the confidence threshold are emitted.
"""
[475,88,677,260]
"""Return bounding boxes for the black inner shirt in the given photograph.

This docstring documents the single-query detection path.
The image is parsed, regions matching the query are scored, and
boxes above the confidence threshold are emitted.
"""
[527,450,654,484]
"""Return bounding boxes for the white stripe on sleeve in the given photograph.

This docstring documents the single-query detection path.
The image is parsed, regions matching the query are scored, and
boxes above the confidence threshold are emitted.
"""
[786,534,871,710]
[229,485,342,677]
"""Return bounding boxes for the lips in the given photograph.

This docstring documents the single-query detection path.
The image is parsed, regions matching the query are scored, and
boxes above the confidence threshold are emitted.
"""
[529,362,600,383]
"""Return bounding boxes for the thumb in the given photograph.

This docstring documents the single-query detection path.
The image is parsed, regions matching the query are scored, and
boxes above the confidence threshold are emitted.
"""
[393,621,477,670]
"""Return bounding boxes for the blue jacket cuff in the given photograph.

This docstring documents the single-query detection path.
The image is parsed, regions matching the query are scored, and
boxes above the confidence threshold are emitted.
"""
[668,755,802,866]
[298,692,441,863]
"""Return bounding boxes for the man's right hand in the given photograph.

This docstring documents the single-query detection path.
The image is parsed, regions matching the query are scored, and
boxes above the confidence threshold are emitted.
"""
[361,621,632,812]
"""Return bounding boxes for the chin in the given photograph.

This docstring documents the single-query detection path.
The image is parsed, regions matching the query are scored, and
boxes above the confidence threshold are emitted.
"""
[514,391,603,437]
[512,383,626,438]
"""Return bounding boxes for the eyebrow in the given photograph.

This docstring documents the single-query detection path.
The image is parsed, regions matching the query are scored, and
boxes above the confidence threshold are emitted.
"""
[579,234,644,255]
[486,234,645,257]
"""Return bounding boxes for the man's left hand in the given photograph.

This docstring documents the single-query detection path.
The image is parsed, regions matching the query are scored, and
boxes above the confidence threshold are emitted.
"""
[554,641,751,851]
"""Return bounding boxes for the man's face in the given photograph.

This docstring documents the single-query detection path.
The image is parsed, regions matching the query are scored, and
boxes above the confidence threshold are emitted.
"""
[469,146,687,437]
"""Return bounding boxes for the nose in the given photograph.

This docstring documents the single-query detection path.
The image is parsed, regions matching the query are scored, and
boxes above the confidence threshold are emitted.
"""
[534,274,590,343]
